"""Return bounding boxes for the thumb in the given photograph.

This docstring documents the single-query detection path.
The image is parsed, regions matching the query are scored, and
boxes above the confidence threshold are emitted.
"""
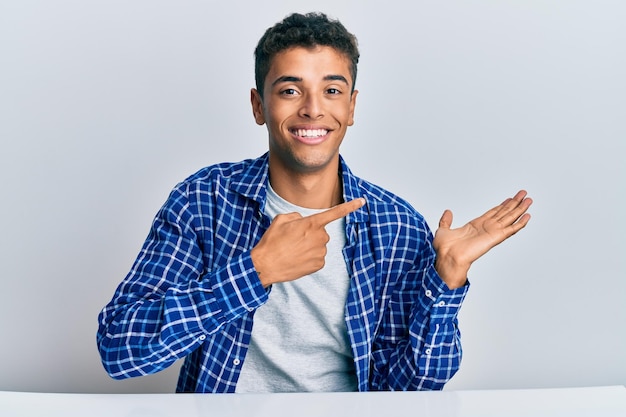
[438,209,453,230]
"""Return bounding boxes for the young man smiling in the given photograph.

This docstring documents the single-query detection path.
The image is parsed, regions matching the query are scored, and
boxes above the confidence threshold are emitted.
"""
[97,12,532,393]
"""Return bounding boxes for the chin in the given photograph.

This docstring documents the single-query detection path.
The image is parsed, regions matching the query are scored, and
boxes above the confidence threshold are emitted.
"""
[294,154,338,172]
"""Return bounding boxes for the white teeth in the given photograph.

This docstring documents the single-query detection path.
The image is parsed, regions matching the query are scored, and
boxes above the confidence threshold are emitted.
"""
[294,129,328,138]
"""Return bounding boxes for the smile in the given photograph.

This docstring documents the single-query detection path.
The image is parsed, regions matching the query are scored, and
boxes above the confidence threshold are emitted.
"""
[291,128,329,138]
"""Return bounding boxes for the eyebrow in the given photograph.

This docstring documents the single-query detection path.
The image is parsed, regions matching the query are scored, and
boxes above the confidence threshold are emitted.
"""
[271,74,350,87]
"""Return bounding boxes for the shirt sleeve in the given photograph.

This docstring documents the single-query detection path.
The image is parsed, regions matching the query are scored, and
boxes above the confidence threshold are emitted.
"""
[96,186,267,380]
[369,230,469,391]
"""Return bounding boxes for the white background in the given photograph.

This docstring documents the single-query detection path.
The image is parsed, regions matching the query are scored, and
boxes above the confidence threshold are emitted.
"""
[0,0,623,393]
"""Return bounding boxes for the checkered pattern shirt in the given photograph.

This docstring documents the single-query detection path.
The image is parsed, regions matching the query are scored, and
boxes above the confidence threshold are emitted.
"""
[97,153,469,392]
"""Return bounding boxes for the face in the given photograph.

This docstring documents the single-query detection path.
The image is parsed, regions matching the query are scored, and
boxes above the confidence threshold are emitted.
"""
[251,46,358,177]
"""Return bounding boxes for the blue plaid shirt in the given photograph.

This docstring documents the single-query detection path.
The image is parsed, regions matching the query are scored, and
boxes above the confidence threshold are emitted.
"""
[97,153,469,392]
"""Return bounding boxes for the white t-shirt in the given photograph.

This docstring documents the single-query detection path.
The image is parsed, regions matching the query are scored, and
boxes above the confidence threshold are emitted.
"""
[235,185,358,393]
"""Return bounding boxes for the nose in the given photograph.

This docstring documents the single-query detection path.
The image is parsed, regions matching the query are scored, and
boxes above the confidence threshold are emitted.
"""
[298,93,324,119]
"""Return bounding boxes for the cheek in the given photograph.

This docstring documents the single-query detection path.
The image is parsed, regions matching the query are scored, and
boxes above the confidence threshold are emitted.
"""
[346,108,355,126]
[338,106,354,127]
[268,110,296,133]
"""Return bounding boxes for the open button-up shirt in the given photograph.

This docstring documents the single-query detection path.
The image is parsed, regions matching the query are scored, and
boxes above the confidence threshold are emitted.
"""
[97,153,469,392]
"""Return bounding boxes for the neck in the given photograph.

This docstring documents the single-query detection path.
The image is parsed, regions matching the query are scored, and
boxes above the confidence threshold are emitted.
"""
[268,164,343,209]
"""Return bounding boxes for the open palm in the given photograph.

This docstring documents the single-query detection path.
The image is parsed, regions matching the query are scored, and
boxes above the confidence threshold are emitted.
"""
[433,190,532,289]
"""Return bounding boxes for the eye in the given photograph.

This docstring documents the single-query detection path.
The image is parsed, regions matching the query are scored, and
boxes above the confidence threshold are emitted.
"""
[280,88,298,96]
[326,88,341,95]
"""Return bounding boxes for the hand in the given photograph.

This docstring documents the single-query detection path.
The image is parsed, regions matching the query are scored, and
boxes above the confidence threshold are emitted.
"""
[251,198,365,287]
[433,190,532,289]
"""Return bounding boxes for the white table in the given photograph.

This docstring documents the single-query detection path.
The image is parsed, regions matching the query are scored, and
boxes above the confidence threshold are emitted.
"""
[1,386,625,417]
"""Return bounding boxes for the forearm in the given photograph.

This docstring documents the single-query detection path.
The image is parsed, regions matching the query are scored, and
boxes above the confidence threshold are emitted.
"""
[97,252,267,379]
[370,266,469,390]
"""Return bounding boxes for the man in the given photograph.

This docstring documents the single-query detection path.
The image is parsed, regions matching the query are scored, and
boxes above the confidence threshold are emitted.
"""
[97,12,532,393]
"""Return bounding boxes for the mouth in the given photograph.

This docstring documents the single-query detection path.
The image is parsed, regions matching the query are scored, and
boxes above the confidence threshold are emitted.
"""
[290,128,330,145]
[291,128,329,138]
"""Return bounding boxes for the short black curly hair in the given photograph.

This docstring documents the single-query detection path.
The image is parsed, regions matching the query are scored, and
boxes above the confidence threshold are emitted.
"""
[254,12,360,98]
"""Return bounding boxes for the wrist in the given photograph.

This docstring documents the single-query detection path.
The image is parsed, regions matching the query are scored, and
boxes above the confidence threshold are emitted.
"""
[435,257,469,290]
[250,247,273,288]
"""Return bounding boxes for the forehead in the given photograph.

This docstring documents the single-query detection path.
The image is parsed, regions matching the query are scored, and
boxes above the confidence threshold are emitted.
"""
[267,46,352,81]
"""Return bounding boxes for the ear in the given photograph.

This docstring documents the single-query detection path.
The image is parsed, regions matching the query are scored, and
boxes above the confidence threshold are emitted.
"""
[347,89,358,126]
[250,88,266,125]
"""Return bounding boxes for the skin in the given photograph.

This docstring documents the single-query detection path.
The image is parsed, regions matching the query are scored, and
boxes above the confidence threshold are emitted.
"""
[249,46,532,289]
[434,190,532,288]
[250,46,356,209]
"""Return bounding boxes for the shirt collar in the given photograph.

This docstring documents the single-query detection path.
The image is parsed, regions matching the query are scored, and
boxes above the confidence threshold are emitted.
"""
[230,152,368,224]
[339,155,369,224]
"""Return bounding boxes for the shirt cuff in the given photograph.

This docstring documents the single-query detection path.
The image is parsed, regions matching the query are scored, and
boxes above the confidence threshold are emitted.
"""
[210,252,268,322]
[422,264,469,324]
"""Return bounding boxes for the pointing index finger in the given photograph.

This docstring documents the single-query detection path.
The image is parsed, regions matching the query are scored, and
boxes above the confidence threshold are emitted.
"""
[310,198,365,226]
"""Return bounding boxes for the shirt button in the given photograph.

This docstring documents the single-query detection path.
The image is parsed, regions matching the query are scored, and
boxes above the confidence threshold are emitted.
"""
[425,290,432,297]
[425,349,432,355]
[233,359,241,366]
[198,335,206,341]
[438,301,446,307]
